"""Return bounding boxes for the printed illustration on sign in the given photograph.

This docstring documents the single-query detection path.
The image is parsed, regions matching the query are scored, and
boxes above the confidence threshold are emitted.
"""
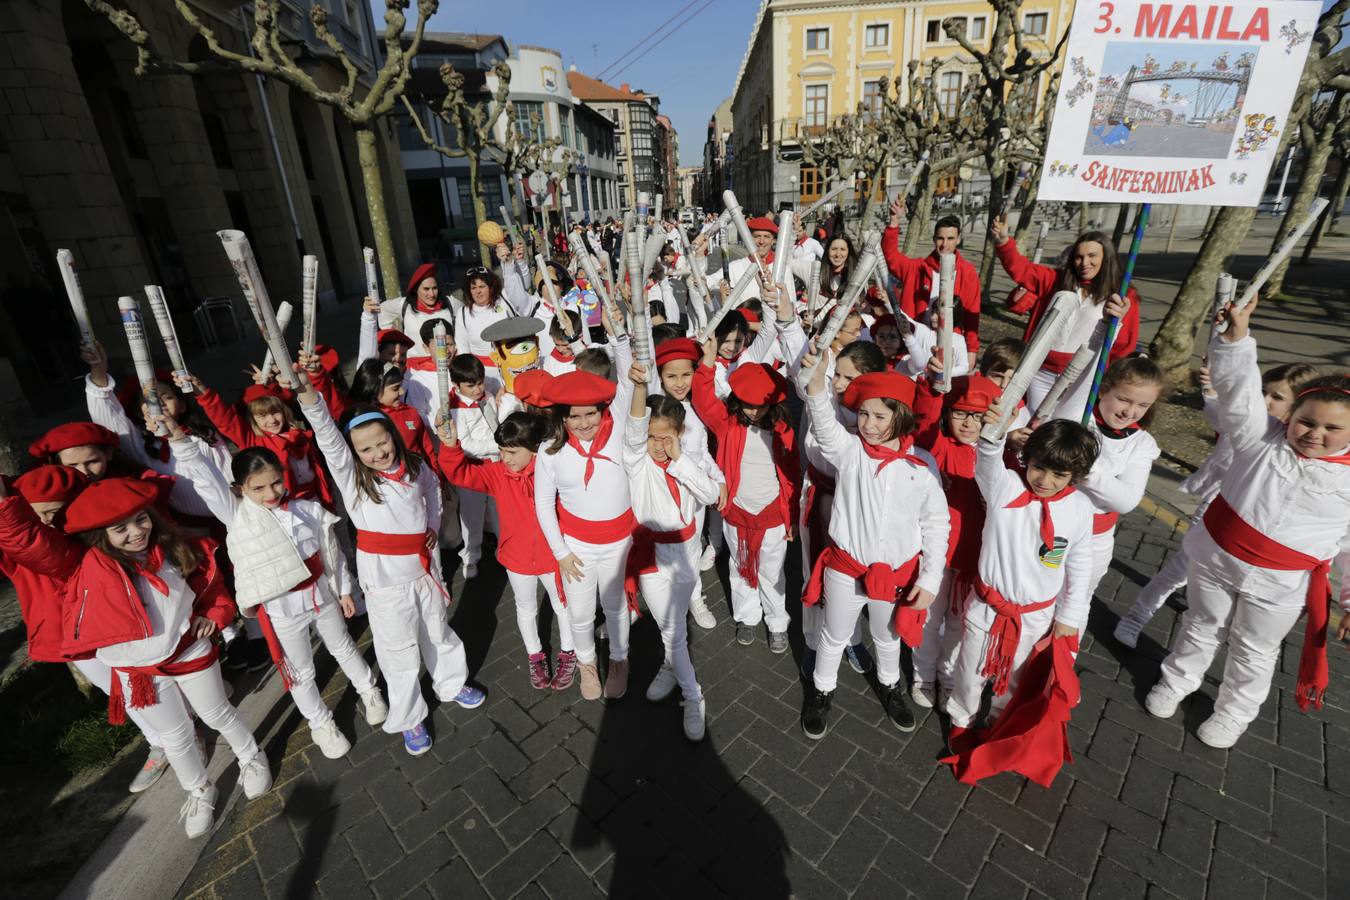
[1085,44,1252,158]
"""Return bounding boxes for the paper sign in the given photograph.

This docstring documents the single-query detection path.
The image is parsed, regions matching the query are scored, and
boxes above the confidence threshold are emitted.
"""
[1038,1,1321,206]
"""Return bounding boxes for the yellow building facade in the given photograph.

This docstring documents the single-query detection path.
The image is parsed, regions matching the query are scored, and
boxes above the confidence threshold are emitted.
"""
[729,0,1073,212]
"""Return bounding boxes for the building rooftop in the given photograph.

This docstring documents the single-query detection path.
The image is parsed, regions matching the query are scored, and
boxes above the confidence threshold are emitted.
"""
[567,70,651,103]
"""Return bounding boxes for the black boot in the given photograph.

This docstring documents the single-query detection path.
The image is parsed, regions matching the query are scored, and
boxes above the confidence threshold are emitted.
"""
[801,687,834,740]
[883,684,916,733]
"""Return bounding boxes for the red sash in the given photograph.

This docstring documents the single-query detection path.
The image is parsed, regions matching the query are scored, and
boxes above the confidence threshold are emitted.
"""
[108,629,219,725]
[720,501,785,589]
[556,506,637,544]
[1203,495,1333,709]
[1092,512,1118,534]
[623,521,697,612]
[252,553,324,691]
[405,357,438,372]
[355,528,451,602]
[802,545,925,646]
[973,578,1058,697]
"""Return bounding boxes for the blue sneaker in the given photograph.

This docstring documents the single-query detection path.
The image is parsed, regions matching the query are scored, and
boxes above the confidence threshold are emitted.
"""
[800,647,817,681]
[402,724,432,757]
[452,685,486,709]
[845,643,874,675]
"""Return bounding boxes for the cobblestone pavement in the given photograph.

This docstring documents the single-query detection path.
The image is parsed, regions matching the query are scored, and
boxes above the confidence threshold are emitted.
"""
[173,489,1350,900]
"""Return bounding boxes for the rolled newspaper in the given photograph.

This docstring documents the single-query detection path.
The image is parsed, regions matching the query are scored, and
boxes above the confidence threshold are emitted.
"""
[480,394,499,433]
[363,247,380,303]
[981,290,1080,440]
[871,259,895,317]
[799,180,852,221]
[567,232,626,337]
[814,235,881,354]
[627,232,653,365]
[535,253,579,349]
[934,253,956,394]
[770,209,795,288]
[805,257,823,319]
[641,229,667,292]
[432,320,451,416]
[218,229,307,389]
[57,249,95,346]
[301,255,318,357]
[654,194,663,228]
[1032,221,1051,265]
[1207,272,1237,342]
[144,284,191,392]
[699,264,759,342]
[717,214,732,281]
[899,150,932,205]
[722,190,767,274]
[1034,317,1107,424]
[673,226,711,332]
[498,204,533,291]
[1218,197,1329,331]
[260,302,293,383]
[118,296,167,436]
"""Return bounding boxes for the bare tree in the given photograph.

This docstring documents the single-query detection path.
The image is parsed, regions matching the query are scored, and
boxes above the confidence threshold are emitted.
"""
[1150,1,1350,386]
[84,0,436,296]
[792,106,891,234]
[1303,100,1350,254]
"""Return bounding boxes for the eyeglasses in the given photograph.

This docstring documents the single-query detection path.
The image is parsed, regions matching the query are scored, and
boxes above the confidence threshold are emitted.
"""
[949,409,980,422]
[466,266,490,277]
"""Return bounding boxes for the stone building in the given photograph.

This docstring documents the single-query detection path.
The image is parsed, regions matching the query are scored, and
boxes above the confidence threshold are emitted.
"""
[567,71,671,211]
[0,0,418,408]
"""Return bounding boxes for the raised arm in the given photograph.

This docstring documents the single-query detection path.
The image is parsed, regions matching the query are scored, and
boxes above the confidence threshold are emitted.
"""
[84,373,154,469]
[975,411,1020,507]
[532,453,570,561]
[0,493,83,580]
[167,433,239,525]
[297,389,359,508]
[1080,436,1159,514]
[611,334,636,426]
[194,380,255,449]
[690,358,732,439]
[993,237,1058,301]
[357,299,379,365]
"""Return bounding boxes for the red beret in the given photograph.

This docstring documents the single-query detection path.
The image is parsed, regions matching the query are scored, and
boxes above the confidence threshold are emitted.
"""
[843,372,917,412]
[728,363,788,407]
[404,263,438,301]
[739,308,761,325]
[63,478,160,533]
[14,465,87,505]
[512,369,554,408]
[746,216,779,235]
[242,382,295,404]
[115,367,177,410]
[312,343,341,374]
[655,338,700,369]
[947,374,1000,414]
[871,313,900,333]
[540,370,616,408]
[29,422,119,459]
[378,328,415,349]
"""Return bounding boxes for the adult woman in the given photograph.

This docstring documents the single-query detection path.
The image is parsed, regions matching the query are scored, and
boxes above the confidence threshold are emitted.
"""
[991,217,1139,420]
[455,265,522,394]
[383,263,449,361]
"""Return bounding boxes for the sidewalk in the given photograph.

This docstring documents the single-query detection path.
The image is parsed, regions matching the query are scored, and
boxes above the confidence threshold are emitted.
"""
[169,466,1348,899]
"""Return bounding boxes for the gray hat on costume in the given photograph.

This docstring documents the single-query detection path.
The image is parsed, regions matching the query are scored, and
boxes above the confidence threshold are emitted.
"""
[481,317,545,343]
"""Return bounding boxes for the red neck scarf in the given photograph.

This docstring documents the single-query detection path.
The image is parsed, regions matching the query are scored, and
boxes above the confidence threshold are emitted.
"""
[551,348,573,363]
[654,458,682,510]
[716,353,740,367]
[374,460,409,484]
[859,434,925,473]
[405,357,438,372]
[131,545,169,596]
[501,458,537,496]
[567,411,616,486]
[1005,481,1076,551]
[416,299,444,314]
[449,392,487,410]
[1093,406,1141,440]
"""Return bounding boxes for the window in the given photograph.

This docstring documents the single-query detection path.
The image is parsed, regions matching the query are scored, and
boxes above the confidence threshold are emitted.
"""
[806,28,829,51]
[799,165,823,203]
[926,20,942,43]
[939,71,962,117]
[514,100,545,143]
[862,80,883,119]
[864,24,889,48]
[804,84,828,130]
[855,170,885,203]
[558,105,573,149]
[1024,12,1048,35]
[970,16,987,40]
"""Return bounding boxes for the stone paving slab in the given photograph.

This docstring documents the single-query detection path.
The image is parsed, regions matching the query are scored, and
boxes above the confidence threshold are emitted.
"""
[169,481,1350,900]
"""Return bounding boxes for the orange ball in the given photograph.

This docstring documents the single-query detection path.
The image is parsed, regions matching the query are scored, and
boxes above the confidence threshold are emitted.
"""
[477,220,506,246]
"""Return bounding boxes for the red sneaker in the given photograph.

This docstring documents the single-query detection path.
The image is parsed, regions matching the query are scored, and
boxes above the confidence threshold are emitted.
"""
[551,650,577,691]
[527,652,551,690]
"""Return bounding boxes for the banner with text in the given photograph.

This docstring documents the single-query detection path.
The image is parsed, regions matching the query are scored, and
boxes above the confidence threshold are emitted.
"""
[1038,1,1321,206]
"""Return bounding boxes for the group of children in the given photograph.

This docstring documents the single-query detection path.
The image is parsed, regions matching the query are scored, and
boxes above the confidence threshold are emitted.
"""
[4,206,1347,840]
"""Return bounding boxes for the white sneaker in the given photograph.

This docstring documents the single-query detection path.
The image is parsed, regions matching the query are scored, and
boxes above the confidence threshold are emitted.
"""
[179,783,217,839]
[1145,683,1184,719]
[310,720,351,760]
[595,621,607,642]
[1197,712,1244,749]
[910,682,935,710]
[359,686,389,727]
[1113,609,1148,649]
[238,753,273,799]
[646,663,679,702]
[129,747,169,793]
[463,562,478,580]
[699,543,716,572]
[681,696,706,742]
[689,594,716,629]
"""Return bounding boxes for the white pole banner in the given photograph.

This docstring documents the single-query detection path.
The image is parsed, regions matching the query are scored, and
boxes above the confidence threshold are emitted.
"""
[1038,1,1320,206]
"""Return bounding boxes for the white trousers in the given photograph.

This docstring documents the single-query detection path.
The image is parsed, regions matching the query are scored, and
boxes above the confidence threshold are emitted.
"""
[73,657,163,749]
[507,569,572,655]
[457,487,487,565]
[912,570,964,692]
[1129,497,1211,622]
[561,535,633,665]
[1027,366,1093,424]
[723,521,789,632]
[800,491,863,652]
[946,594,1055,728]
[116,661,259,792]
[812,569,902,693]
[364,573,468,733]
[1158,567,1304,728]
[269,600,378,728]
[639,540,702,700]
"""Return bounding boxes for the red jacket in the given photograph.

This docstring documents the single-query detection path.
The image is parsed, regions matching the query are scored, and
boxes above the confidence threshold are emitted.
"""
[0,496,86,662]
[308,367,440,474]
[197,386,335,508]
[995,237,1140,374]
[439,444,552,576]
[61,537,235,659]
[881,226,982,354]
[912,381,984,575]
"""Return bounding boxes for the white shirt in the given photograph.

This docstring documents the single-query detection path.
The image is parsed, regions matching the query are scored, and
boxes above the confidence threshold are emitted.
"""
[734,427,779,516]
[1052,290,1106,354]
[622,412,720,530]
[898,314,971,381]
[95,562,212,669]
[1080,421,1161,520]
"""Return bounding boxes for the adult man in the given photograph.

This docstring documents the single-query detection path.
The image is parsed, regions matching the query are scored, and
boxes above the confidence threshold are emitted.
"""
[882,197,982,353]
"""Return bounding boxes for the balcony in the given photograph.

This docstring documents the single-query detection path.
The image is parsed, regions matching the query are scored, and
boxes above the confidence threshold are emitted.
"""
[769,114,866,147]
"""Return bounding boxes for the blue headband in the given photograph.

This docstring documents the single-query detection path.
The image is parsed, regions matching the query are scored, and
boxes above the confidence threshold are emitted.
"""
[345,411,388,432]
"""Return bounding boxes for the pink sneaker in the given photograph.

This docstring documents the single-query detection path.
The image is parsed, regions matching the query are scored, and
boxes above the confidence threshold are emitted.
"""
[551,651,577,691]
[527,652,551,690]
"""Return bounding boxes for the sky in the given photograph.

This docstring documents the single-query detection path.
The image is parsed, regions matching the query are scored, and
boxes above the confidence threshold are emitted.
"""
[374,0,760,166]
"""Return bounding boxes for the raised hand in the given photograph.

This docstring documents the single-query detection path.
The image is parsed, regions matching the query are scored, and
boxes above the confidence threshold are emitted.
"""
[990,214,1010,245]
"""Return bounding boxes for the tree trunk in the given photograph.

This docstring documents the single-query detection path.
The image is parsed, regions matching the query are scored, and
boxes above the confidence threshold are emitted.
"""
[1111,203,1131,248]
[1264,102,1341,296]
[1149,206,1257,386]
[1330,159,1350,232]
[1012,168,1042,244]
[902,174,936,256]
[1301,160,1346,261]
[465,152,492,267]
[354,126,400,299]
[1203,205,1221,234]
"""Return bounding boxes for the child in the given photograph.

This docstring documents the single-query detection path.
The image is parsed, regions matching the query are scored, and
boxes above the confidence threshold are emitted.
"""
[294,369,483,757]
[61,479,272,838]
[798,361,951,739]
[947,411,1097,732]
[535,358,638,701]
[908,372,1001,709]
[438,412,576,691]
[623,363,721,739]
[446,353,499,579]
[870,314,905,371]
[1144,297,1350,749]
[165,433,389,759]
[336,360,439,467]
[896,304,971,382]
[1116,360,1318,646]
[545,310,586,375]
[400,317,456,421]
[574,347,614,381]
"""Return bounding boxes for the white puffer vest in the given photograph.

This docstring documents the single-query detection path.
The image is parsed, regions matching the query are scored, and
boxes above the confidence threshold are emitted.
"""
[227,497,345,610]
